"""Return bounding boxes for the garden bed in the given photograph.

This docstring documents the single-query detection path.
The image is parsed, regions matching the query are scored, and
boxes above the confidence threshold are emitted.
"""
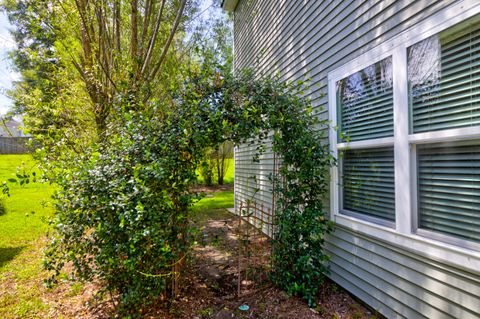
[146,206,380,319]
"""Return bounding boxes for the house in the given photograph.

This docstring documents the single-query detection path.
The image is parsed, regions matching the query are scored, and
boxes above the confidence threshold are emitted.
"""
[222,0,480,318]
[0,118,30,153]
[0,118,26,137]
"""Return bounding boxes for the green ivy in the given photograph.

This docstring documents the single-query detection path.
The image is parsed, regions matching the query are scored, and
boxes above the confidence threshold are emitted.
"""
[44,70,334,315]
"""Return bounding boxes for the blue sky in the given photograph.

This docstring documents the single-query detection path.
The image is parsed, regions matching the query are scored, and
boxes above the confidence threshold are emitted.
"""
[0,11,18,115]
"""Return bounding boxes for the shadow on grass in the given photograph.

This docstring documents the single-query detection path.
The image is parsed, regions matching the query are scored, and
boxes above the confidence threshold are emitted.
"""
[0,246,25,268]
[0,199,6,216]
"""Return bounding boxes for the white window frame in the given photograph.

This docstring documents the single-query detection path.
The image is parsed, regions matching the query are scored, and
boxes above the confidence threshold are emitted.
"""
[328,0,480,270]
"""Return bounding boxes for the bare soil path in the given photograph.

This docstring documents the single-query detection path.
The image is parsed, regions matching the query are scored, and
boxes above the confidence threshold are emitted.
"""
[148,208,380,319]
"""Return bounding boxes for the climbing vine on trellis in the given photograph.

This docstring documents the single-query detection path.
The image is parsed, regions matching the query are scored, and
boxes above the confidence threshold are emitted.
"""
[44,70,335,315]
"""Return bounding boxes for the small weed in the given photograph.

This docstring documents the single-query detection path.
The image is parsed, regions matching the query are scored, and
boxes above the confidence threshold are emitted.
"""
[331,283,340,294]
[352,311,364,319]
[211,234,221,246]
[315,305,327,316]
[258,302,266,312]
[197,307,214,317]
[67,282,84,297]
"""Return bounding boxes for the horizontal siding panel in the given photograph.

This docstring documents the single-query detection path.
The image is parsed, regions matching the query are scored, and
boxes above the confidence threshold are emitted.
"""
[327,227,480,318]
[328,229,480,314]
[328,256,425,319]
[329,271,400,318]
[232,0,479,318]
[333,227,480,289]
[236,0,456,116]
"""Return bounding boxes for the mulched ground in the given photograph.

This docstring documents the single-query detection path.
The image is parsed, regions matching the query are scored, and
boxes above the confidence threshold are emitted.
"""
[142,208,380,319]
[36,188,380,318]
[191,184,234,193]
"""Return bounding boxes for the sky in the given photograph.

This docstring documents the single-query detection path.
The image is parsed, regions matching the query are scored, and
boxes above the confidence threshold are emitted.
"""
[0,11,18,115]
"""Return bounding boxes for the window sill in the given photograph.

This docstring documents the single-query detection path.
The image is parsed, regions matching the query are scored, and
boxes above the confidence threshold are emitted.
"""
[333,213,480,274]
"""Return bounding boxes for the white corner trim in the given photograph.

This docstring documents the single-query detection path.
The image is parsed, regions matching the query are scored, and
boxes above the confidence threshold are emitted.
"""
[328,0,480,82]
[328,78,339,218]
[335,214,480,274]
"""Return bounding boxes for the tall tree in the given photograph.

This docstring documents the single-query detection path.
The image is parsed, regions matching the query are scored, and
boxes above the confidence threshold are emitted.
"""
[2,0,200,146]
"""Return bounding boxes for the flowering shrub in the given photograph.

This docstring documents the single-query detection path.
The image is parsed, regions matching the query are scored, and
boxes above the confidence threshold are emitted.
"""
[44,71,334,315]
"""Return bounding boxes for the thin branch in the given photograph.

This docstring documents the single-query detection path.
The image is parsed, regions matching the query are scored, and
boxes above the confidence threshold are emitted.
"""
[148,0,187,81]
[74,0,93,70]
[140,0,153,49]
[114,0,121,51]
[130,0,139,64]
[140,0,166,77]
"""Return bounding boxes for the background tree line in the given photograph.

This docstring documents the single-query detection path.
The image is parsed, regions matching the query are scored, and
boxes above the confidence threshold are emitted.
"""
[199,140,233,186]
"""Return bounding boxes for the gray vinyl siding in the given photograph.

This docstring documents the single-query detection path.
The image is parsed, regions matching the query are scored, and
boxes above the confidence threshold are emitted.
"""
[234,141,276,211]
[232,0,480,318]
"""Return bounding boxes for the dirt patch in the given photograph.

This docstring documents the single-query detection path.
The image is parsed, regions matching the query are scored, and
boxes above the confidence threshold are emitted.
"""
[143,209,380,319]
[191,184,234,193]
[4,208,380,319]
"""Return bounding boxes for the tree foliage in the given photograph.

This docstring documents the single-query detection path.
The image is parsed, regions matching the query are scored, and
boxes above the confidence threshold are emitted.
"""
[2,0,202,153]
[212,141,233,185]
[198,141,232,185]
[4,0,333,315]
[43,69,334,314]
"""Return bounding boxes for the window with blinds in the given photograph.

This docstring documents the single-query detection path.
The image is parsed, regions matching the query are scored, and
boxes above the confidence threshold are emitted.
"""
[342,147,395,222]
[408,21,480,133]
[336,57,396,223]
[408,18,480,246]
[417,141,480,243]
[337,57,394,142]
[330,11,480,250]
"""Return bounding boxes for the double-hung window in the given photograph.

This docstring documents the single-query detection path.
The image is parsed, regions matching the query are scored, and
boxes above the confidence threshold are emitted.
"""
[329,4,480,254]
[336,58,395,226]
[409,19,480,246]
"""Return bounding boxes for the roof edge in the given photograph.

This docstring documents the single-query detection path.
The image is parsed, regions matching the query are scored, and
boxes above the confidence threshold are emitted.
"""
[221,0,238,12]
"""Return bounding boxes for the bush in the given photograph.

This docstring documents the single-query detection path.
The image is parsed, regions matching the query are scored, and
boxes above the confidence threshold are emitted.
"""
[212,141,233,185]
[44,113,201,314]
[44,71,335,315]
[199,149,215,186]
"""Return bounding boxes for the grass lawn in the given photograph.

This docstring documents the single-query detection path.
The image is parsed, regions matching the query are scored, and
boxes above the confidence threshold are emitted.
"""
[0,155,53,250]
[193,190,234,211]
[192,190,234,223]
[0,154,234,318]
[0,154,54,318]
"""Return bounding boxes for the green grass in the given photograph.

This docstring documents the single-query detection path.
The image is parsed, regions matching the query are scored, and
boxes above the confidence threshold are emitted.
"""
[0,155,53,259]
[0,155,234,318]
[223,159,234,184]
[193,190,234,211]
[196,158,234,185]
[0,154,54,318]
[192,190,234,224]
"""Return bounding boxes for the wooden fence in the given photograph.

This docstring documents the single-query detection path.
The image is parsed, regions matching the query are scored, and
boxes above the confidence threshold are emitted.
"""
[0,137,32,154]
